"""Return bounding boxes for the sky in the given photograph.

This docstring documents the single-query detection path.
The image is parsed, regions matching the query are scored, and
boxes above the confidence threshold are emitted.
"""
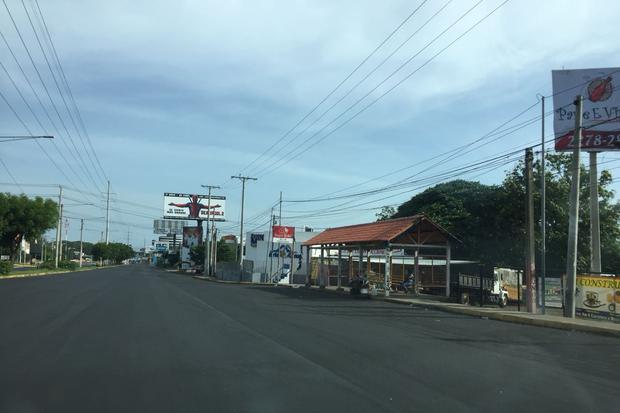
[1,0,620,247]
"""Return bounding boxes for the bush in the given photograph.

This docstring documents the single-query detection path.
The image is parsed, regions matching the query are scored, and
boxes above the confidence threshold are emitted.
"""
[58,260,78,271]
[0,260,13,275]
[38,261,56,270]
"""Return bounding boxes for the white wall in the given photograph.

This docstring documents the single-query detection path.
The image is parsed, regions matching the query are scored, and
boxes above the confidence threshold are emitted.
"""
[244,230,321,277]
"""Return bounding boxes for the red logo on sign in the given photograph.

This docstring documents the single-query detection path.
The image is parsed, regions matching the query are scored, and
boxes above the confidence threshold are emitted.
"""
[272,225,295,239]
[587,76,613,102]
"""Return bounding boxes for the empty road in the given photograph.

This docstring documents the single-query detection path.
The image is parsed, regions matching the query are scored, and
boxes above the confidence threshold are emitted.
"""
[0,265,617,412]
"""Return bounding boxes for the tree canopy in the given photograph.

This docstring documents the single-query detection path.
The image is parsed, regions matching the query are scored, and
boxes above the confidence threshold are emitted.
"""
[389,154,620,274]
[92,242,134,264]
[0,193,57,260]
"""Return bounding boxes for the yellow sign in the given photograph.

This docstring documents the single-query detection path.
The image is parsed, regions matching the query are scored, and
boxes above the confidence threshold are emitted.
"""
[576,275,619,322]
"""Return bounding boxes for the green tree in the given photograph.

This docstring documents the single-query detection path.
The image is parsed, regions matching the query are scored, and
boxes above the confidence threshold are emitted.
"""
[217,240,236,262]
[91,242,134,264]
[502,153,620,274]
[92,243,109,261]
[392,180,503,263]
[189,245,204,266]
[376,206,396,221]
[390,155,620,274]
[0,194,57,261]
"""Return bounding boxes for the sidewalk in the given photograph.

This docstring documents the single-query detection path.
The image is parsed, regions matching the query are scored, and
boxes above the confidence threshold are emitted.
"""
[294,284,620,337]
[191,277,620,337]
[382,295,620,337]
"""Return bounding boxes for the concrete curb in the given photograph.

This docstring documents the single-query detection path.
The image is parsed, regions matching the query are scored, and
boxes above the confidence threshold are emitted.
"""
[0,265,108,280]
[191,275,275,286]
[383,297,620,337]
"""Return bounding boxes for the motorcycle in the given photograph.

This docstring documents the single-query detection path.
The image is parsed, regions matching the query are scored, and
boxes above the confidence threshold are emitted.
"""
[350,276,371,299]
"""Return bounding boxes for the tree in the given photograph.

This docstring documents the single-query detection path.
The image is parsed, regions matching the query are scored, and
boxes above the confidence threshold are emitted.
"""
[376,206,396,221]
[91,243,109,261]
[392,180,503,263]
[91,242,134,264]
[390,155,620,274]
[217,240,236,262]
[189,245,204,266]
[502,153,620,274]
[0,194,57,261]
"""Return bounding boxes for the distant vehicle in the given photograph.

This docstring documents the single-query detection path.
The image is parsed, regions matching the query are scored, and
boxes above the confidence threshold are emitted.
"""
[453,271,509,307]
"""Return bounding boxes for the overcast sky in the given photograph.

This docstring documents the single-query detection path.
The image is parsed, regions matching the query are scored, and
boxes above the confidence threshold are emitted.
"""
[1,0,620,246]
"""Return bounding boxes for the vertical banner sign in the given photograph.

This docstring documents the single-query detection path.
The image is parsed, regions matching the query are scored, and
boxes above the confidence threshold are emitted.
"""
[180,226,203,269]
[552,68,620,151]
[575,275,619,322]
[272,225,295,243]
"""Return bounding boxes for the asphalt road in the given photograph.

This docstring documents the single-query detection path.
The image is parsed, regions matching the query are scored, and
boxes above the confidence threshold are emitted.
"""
[0,265,618,413]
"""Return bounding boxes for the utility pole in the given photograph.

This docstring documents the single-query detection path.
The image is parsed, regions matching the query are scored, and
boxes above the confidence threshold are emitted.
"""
[105,180,110,244]
[278,191,283,275]
[525,147,536,313]
[58,204,64,262]
[540,96,547,314]
[55,185,62,268]
[264,207,274,281]
[231,175,257,276]
[79,219,84,268]
[201,184,220,276]
[565,95,583,318]
[590,152,602,273]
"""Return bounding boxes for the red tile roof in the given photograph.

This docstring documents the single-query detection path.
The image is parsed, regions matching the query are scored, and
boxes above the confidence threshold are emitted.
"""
[304,215,447,246]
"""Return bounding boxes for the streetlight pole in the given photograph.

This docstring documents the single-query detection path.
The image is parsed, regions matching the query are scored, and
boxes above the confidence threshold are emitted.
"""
[201,184,220,276]
[231,175,257,278]
[0,135,53,143]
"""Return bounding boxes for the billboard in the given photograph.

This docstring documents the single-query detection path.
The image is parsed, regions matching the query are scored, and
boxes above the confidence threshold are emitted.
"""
[575,275,619,323]
[272,225,295,243]
[163,193,226,221]
[552,68,620,151]
[180,226,203,269]
[153,219,186,235]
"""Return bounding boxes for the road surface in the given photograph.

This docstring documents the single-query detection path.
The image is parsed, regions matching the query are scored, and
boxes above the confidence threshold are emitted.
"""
[0,265,617,412]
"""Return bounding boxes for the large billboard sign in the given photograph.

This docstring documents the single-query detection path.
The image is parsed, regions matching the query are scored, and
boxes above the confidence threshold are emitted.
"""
[272,225,295,243]
[153,219,186,235]
[552,68,620,151]
[163,193,226,221]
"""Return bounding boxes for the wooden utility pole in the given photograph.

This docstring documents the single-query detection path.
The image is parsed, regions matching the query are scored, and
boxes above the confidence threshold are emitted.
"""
[564,96,583,318]
[525,147,536,313]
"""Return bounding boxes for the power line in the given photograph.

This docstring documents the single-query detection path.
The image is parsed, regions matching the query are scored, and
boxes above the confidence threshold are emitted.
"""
[245,0,450,177]
[29,0,108,182]
[0,57,96,195]
[233,0,431,182]
[252,0,501,178]
[16,0,104,189]
[1,0,102,191]
[0,157,23,192]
